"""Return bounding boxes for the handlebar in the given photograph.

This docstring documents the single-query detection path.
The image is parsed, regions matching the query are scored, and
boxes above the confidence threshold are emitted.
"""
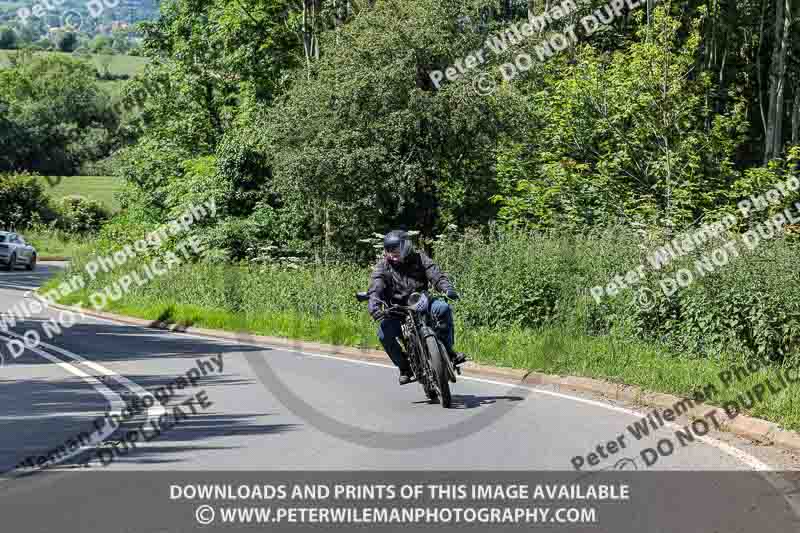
[355,291,452,317]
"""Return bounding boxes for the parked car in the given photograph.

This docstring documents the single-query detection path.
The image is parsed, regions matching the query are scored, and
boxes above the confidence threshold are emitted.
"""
[0,232,37,271]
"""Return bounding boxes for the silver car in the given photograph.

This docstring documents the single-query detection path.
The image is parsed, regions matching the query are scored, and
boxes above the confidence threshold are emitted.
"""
[0,232,37,271]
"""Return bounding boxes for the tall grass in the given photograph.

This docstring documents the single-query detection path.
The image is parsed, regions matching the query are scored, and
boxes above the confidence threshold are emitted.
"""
[43,229,800,430]
[25,226,93,257]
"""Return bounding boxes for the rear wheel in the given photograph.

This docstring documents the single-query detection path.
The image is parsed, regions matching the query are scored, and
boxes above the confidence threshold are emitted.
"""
[426,335,451,408]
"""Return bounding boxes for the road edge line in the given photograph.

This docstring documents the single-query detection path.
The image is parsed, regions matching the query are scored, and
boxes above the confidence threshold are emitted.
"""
[42,300,800,456]
[0,332,125,475]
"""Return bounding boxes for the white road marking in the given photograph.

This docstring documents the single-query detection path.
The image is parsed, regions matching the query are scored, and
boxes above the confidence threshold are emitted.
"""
[155,328,800,513]
[0,336,124,474]
[17,293,800,516]
[0,329,164,421]
[286,350,777,469]
[110,323,773,471]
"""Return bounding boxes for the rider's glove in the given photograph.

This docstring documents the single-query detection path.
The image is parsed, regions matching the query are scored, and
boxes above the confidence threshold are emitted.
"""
[446,289,460,301]
[414,293,429,313]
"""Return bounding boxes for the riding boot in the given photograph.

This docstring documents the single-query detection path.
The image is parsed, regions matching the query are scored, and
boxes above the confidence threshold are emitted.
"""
[446,345,467,366]
[398,367,413,385]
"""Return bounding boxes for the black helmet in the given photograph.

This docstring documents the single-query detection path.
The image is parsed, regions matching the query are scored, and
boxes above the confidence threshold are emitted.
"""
[383,230,414,264]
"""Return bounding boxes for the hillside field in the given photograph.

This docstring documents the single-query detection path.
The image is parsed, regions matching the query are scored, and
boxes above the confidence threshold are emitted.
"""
[37,176,124,212]
[0,50,148,77]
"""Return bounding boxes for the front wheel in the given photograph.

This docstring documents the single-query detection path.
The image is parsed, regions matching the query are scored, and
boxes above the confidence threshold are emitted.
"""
[426,336,451,408]
[25,254,36,271]
[4,254,15,271]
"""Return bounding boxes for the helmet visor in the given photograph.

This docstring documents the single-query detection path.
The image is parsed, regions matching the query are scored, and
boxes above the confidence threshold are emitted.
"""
[383,231,412,263]
[385,245,401,262]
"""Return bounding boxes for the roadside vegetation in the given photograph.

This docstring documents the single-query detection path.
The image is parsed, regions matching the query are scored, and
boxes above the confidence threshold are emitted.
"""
[45,228,800,430]
[13,0,800,430]
[24,226,94,257]
[0,174,108,255]
[35,176,124,212]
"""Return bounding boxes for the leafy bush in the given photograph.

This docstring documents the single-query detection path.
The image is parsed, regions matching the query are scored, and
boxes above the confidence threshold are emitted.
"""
[60,217,800,367]
[626,235,800,364]
[435,228,640,331]
[0,54,117,175]
[0,173,55,228]
[56,195,110,233]
[0,26,17,49]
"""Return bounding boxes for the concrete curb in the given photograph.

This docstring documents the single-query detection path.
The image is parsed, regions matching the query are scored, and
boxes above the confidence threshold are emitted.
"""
[39,256,70,262]
[45,301,800,454]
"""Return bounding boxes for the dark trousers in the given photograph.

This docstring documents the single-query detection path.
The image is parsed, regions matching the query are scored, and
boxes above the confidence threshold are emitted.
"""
[377,299,454,371]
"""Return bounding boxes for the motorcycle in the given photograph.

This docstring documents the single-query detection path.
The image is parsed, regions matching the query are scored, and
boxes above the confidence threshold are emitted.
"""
[355,291,458,408]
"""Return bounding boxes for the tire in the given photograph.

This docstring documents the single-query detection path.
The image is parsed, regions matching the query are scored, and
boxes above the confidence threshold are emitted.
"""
[408,329,435,401]
[25,254,36,271]
[4,254,15,271]
[426,335,451,408]
[425,385,439,403]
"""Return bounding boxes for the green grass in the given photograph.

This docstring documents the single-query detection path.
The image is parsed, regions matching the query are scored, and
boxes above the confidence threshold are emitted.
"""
[37,226,800,433]
[40,257,800,433]
[0,50,148,77]
[25,228,92,258]
[89,53,149,77]
[36,176,124,212]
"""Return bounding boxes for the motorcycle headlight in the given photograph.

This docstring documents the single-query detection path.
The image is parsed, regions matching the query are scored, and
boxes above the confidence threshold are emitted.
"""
[411,293,428,313]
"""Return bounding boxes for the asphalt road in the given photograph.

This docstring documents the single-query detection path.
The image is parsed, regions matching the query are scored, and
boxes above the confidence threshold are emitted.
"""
[1,263,800,532]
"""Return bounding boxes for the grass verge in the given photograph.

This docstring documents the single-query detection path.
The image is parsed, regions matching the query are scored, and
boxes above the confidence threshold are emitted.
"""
[42,263,800,433]
[26,229,92,258]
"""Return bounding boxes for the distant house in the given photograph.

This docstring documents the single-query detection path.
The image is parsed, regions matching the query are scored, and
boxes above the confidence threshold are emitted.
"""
[47,27,62,41]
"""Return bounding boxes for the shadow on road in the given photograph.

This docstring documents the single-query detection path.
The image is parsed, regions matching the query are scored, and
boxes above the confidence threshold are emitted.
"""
[72,412,299,469]
[3,316,265,368]
[0,263,65,293]
[448,394,525,409]
[0,302,300,471]
[1,367,300,473]
[412,394,524,409]
[0,376,109,473]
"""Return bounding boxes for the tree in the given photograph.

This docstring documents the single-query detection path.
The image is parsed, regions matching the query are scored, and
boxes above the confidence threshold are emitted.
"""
[764,0,794,161]
[265,0,501,253]
[0,26,17,50]
[111,29,132,54]
[53,31,79,53]
[491,8,748,230]
[0,55,116,174]
[90,35,114,54]
[97,53,113,78]
[112,0,303,242]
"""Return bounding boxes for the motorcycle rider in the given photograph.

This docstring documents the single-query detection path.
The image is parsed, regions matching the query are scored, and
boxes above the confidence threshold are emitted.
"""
[367,230,467,385]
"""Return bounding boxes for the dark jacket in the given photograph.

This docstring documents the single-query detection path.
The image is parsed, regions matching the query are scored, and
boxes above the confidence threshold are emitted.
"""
[367,251,454,318]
